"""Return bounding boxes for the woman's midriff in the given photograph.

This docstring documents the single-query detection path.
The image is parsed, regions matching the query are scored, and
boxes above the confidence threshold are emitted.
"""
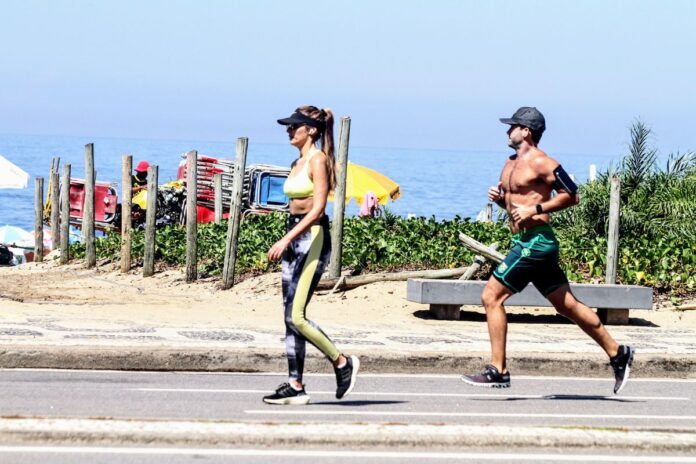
[289,197,314,215]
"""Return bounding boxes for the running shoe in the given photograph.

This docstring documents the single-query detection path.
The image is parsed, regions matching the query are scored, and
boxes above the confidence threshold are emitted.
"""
[610,345,635,394]
[461,364,511,388]
[335,355,360,399]
[262,382,310,405]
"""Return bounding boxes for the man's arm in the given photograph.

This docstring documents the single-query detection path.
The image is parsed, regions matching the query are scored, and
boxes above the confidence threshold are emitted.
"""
[537,159,579,214]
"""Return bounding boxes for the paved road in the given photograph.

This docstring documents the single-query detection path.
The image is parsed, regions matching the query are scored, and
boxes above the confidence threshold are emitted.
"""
[3,446,696,464]
[1,369,695,463]
[1,369,695,428]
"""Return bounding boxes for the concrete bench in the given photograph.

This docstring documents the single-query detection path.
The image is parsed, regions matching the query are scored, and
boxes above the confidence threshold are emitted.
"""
[406,279,653,325]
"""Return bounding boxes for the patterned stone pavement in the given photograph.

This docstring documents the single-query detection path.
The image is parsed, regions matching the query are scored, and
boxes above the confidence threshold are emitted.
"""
[1,314,695,356]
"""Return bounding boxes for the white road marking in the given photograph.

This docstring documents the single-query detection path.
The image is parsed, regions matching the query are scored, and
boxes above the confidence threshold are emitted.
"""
[132,388,690,401]
[0,446,694,461]
[245,409,696,421]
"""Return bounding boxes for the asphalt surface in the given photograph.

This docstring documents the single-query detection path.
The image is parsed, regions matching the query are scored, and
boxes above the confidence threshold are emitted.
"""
[1,369,695,428]
[2,369,696,463]
[3,446,696,464]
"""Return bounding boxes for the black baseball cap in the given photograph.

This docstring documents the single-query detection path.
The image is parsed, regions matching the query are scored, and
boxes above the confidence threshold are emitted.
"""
[277,111,325,129]
[500,107,546,132]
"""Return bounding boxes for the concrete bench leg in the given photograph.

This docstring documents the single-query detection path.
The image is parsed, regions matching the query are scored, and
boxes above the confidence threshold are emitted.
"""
[430,304,461,320]
[598,308,629,325]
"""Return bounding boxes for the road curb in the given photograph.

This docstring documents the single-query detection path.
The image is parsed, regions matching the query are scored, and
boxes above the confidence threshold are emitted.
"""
[1,418,695,452]
[1,345,695,377]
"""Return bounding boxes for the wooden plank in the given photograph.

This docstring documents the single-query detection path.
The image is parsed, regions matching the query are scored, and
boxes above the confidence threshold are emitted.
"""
[34,177,44,262]
[329,116,351,279]
[59,164,71,264]
[606,176,620,284]
[120,155,132,273]
[459,243,498,280]
[222,138,248,289]
[50,170,60,250]
[458,233,505,263]
[143,165,158,277]
[83,144,96,268]
[407,279,653,310]
[317,266,473,291]
[185,151,198,283]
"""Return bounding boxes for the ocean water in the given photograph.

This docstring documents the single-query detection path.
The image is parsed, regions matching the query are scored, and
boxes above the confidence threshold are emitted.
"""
[0,133,613,232]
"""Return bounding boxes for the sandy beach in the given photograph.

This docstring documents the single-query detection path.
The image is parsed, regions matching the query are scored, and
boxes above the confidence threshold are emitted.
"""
[2,260,695,331]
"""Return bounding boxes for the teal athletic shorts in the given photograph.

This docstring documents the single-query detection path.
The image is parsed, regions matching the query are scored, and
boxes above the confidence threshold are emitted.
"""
[492,224,569,296]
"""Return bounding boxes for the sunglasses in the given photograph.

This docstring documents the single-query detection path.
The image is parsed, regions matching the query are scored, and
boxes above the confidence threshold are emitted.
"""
[287,123,306,131]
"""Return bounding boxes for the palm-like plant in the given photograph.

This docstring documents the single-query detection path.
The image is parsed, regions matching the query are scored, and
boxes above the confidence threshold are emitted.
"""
[555,121,695,242]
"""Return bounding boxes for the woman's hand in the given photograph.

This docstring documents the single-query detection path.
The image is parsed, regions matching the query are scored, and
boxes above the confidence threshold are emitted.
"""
[267,237,291,262]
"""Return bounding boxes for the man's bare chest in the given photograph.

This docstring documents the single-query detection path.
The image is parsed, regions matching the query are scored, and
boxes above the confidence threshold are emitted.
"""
[502,161,543,193]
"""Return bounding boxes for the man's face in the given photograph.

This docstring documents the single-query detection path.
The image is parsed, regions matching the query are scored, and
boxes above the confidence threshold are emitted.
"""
[135,171,147,180]
[507,124,528,149]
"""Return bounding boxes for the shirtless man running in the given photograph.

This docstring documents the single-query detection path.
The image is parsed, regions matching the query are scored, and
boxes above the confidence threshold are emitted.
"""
[461,107,634,394]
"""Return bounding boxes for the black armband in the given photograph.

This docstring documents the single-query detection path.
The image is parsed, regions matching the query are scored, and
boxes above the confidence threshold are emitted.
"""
[552,165,578,194]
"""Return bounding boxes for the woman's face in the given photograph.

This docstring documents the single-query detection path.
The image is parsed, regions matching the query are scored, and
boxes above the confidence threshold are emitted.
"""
[287,124,312,148]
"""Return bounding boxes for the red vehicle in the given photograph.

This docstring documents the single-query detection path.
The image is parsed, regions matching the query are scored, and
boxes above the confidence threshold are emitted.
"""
[68,179,119,229]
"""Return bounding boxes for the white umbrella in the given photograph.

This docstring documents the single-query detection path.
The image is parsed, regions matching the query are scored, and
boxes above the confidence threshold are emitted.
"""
[0,154,30,189]
[0,225,33,246]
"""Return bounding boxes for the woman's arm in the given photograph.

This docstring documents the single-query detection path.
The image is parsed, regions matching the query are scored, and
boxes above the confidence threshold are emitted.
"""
[267,152,330,261]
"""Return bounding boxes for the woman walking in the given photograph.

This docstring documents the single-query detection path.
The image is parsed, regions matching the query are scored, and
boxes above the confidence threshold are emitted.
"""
[263,106,359,405]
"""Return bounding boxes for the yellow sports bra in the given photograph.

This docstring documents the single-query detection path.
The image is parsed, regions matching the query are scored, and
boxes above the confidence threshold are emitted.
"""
[284,150,318,199]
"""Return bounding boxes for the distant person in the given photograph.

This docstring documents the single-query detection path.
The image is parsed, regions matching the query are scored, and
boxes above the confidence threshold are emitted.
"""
[461,107,634,394]
[263,106,359,405]
[132,160,149,194]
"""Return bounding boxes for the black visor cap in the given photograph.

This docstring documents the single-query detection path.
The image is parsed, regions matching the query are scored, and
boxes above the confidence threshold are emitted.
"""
[277,111,325,129]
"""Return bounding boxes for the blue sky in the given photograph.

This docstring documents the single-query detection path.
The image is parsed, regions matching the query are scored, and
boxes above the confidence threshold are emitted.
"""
[1,0,695,156]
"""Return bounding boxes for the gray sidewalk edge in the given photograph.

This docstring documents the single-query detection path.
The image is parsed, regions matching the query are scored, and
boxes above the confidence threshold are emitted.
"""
[0,418,695,452]
[1,345,695,377]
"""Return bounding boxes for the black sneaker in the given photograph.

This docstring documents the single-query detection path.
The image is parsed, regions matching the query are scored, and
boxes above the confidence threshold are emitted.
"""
[610,345,635,394]
[461,364,511,388]
[262,382,310,405]
[334,355,360,399]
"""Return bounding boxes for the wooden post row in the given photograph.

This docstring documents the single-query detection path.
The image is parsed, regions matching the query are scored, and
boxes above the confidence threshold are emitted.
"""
[329,117,351,279]
[59,164,71,264]
[50,169,61,251]
[222,138,248,289]
[186,151,198,283]
[143,165,158,277]
[34,177,44,262]
[83,143,96,268]
[120,155,133,272]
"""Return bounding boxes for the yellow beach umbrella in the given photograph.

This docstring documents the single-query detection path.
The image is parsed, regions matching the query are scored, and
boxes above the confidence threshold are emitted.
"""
[331,162,401,206]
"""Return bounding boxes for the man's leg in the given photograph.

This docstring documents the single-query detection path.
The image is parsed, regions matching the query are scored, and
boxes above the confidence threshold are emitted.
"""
[461,276,514,388]
[481,276,514,373]
[545,285,619,357]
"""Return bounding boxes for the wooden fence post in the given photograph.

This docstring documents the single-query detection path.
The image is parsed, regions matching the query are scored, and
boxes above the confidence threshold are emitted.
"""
[214,173,223,225]
[143,165,158,277]
[60,164,71,264]
[50,169,61,251]
[329,116,351,279]
[222,138,248,289]
[120,155,133,272]
[34,177,44,262]
[186,151,198,283]
[598,175,628,324]
[83,143,96,268]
